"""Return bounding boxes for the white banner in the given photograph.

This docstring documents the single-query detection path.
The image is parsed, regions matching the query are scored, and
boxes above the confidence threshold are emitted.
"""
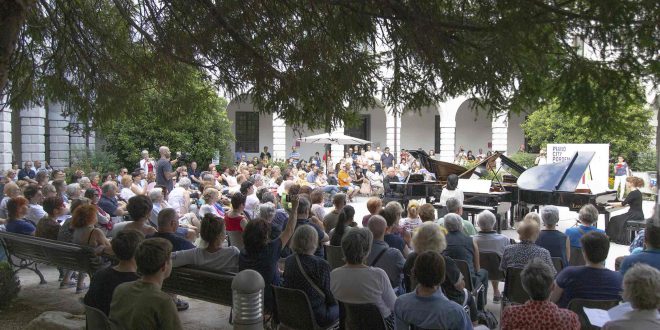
[547,143,610,193]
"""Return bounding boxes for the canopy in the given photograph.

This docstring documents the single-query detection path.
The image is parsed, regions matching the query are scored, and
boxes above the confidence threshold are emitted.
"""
[297,133,371,145]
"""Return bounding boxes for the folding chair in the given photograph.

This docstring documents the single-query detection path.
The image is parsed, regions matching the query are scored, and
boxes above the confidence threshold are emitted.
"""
[84,304,115,330]
[324,245,345,270]
[339,301,387,330]
[479,252,505,281]
[272,286,339,330]
[454,259,485,309]
[567,298,620,330]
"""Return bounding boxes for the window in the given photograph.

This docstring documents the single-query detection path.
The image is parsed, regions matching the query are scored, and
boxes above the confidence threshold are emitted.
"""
[235,112,259,153]
[344,115,371,141]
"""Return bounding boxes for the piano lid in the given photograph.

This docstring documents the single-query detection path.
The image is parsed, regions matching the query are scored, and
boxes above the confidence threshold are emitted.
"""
[459,152,526,179]
[517,151,596,192]
[407,150,468,182]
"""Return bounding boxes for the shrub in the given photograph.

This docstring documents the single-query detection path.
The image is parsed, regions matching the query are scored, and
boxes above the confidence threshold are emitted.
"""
[0,261,21,310]
[67,147,120,177]
[508,152,537,169]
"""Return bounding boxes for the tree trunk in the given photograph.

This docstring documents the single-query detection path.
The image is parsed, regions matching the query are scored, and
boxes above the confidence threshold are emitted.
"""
[656,107,659,204]
[0,0,34,99]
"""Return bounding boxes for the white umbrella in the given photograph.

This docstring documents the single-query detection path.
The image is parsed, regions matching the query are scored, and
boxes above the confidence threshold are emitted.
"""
[297,132,371,145]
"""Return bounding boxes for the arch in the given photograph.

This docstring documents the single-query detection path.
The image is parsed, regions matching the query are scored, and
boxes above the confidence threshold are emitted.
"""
[400,105,440,152]
[454,99,492,156]
[507,111,528,154]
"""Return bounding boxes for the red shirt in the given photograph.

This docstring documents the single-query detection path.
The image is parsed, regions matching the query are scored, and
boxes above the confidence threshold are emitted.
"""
[225,214,245,232]
[501,300,579,330]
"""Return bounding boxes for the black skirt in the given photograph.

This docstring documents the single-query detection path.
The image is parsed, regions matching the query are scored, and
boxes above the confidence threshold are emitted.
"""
[606,211,644,245]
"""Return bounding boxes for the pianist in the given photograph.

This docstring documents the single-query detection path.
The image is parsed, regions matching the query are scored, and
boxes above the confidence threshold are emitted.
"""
[383,167,402,198]
[438,174,464,207]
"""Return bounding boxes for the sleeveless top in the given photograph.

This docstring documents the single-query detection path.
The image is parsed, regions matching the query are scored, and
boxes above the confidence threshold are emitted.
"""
[72,226,98,248]
[225,214,244,232]
[536,230,568,266]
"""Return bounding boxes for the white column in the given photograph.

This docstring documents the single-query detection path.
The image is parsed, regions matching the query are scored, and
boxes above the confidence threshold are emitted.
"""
[20,106,46,163]
[331,125,344,166]
[272,114,286,161]
[492,112,508,154]
[47,103,70,168]
[385,110,401,162]
[438,126,456,162]
[0,109,12,170]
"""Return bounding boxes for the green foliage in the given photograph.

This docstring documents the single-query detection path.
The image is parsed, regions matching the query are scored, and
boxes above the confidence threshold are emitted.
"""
[97,69,234,170]
[632,150,657,172]
[522,95,653,165]
[0,261,20,310]
[68,147,120,175]
[507,152,537,169]
[2,1,658,131]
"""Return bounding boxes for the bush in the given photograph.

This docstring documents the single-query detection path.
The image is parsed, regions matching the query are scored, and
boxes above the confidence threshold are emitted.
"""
[0,261,20,310]
[68,147,120,176]
[507,152,537,169]
[631,150,657,172]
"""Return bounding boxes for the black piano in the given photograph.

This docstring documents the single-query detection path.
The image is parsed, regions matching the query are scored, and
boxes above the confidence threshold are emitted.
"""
[517,151,617,223]
[395,150,466,203]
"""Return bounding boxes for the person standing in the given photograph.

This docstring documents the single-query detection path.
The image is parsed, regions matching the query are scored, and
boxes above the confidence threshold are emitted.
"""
[156,146,180,194]
[289,146,301,166]
[381,147,395,169]
[613,156,631,201]
[139,150,155,174]
[260,146,272,164]
[535,148,547,166]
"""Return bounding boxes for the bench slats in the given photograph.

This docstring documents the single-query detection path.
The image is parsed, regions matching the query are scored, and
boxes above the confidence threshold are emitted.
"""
[162,266,234,306]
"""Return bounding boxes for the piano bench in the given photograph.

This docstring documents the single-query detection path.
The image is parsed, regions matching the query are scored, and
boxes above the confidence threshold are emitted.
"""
[625,220,646,242]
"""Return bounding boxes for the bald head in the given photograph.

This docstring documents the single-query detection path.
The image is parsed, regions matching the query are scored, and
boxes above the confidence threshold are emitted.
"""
[159,146,171,158]
[367,215,387,240]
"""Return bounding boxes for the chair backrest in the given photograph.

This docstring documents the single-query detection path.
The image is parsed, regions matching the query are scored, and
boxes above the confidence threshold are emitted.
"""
[162,266,234,306]
[567,298,620,330]
[272,286,319,329]
[551,257,564,273]
[324,245,345,270]
[340,301,386,330]
[454,259,473,292]
[503,267,530,305]
[227,231,245,250]
[569,247,586,266]
[85,304,113,330]
[479,251,505,281]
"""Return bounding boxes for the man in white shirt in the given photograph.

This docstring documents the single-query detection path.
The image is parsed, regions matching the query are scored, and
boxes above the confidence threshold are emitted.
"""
[241,181,259,219]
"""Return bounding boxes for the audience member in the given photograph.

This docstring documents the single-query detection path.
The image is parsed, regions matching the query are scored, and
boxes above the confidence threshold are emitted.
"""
[295,197,329,257]
[367,215,405,292]
[550,231,623,307]
[5,196,35,235]
[399,200,422,233]
[620,217,660,274]
[394,251,471,330]
[362,197,382,227]
[198,187,225,218]
[443,213,489,308]
[501,259,580,330]
[435,198,477,236]
[565,204,604,248]
[309,189,326,220]
[381,201,410,256]
[71,205,112,293]
[323,193,346,233]
[603,264,660,329]
[154,208,195,252]
[283,225,339,327]
[109,238,182,330]
[98,182,127,217]
[225,192,249,233]
[0,182,21,219]
[472,210,510,303]
[500,218,556,276]
[120,195,157,236]
[36,196,65,240]
[418,203,437,223]
[329,205,355,246]
[239,195,298,314]
[537,206,570,266]
[24,184,46,225]
[84,230,144,316]
[330,228,397,328]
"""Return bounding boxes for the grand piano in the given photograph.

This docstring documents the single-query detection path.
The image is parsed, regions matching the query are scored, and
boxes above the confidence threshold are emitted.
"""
[517,151,618,224]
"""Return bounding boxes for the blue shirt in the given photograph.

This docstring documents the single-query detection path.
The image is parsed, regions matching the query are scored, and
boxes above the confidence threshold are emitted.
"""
[555,266,623,308]
[6,219,36,235]
[153,232,195,252]
[18,169,35,180]
[306,172,317,183]
[536,230,569,266]
[289,151,301,164]
[98,195,119,217]
[620,249,660,275]
[565,225,605,248]
[384,233,405,255]
[394,289,472,330]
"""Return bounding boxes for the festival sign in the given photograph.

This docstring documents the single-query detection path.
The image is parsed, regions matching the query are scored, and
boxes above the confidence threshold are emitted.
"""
[547,143,610,193]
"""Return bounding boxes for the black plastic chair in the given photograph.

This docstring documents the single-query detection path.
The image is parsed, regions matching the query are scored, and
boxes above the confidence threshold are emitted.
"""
[324,245,345,270]
[272,286,338,330]
[454,259,485,307]
[502,267,529,305]
[339,301,386,330]
[479,251,505,281]
[552,257,565,273]
[85,304,115,330]
[569,247,586,266]
[567,298,620,330]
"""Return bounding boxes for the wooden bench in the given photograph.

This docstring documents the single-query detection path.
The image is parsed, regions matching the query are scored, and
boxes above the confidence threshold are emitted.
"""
[162,266,235,307]
[0,231,105,284]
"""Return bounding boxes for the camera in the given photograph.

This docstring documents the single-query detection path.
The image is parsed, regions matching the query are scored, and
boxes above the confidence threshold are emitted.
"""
[176,151,191,164]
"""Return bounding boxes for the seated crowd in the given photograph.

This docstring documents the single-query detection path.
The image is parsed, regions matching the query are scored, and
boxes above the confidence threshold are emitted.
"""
[0,146,659,330]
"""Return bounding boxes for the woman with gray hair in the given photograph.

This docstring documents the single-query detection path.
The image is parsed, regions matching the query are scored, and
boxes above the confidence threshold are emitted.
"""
[473,210,511,303]
[283,225,339,327]
[565,204,605,249]
[603,264,660,329]
[330,228,397,327]
[500,218,556,276]
[536,206,570,266]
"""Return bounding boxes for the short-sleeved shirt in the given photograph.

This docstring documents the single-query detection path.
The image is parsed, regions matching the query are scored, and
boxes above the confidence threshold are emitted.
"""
[566,225,605,248]
[444,231,477,275]
[6,219,36,235]
[620,249,660,275]
[473,231,510,256]
[109,280,182,330]
[381,153,395,168]
[555,266,623,308]
[501,300,580,330]
[367,240,405,289]
[296,219,326,258]
[330,266,397,318]
[98,195,119,217]
[536,230,569,266]
[239,237,283,312]
[153,232,195,252]
[156,158,173,192]
[394,289,471,330]
[500,241,556,276]
[384,233,406,254]
[323,210,341,234]
[35,217,60,240]
[84,267,139,316]
[18,169,35,180]
[403,253,463,302]
[283,254,336,325]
